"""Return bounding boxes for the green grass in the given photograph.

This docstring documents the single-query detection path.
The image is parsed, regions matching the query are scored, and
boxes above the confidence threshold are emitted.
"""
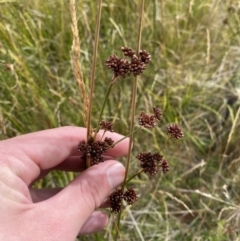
[1,0,240,240]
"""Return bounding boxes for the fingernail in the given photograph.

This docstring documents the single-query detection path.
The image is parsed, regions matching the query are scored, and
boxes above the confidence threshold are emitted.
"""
[107,163,125,189]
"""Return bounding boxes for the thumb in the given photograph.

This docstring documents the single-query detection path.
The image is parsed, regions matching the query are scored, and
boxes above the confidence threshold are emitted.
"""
[37,161,125,238]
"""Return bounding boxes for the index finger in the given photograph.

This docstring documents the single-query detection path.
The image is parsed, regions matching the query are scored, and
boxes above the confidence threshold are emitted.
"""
[1,126,129,185]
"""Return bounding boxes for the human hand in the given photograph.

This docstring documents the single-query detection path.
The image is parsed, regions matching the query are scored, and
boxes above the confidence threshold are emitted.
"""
[0,126,128,241]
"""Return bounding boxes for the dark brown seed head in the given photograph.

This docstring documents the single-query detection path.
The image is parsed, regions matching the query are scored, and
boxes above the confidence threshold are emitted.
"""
[152,153,163,163]
[167,124,184,139]
[78,140,87,152]
[123,187,138,205]
[106,55,131,78]
[138,112,157,128]
[131,55,146,76]
[121,47,135,58]
[153,106,162,121]
[78,137,112,166]
[139,50,151,64]
[99,120,114,132]
[104,137,114,147]
[106,48,151,77]
[137,152,163,175]
[161,159,169,173]
[109,189,124,213]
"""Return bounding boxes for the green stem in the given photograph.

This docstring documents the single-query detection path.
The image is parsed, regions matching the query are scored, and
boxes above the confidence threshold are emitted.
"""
[111,127,140,148]
[100,130,106,141]
[94,79,115,140]
[125,168,144,185]
[121,78,137,186]
[159,136,171,152]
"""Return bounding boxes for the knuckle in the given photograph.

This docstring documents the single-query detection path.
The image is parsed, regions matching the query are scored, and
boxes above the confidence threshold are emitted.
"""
[79,172,109,210]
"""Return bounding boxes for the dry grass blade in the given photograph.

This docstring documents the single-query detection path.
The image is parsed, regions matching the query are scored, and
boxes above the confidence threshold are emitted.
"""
[69,0,89,127]
[219,106,240,174]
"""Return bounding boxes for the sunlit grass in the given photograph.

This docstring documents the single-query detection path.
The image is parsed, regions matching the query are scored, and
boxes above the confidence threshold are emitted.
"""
[1,0,240,240]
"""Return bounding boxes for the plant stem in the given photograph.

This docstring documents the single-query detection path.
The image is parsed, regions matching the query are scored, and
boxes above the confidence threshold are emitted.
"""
[100,130,106,141]
[125,168,144,184]
[87,0,102,140]
[111,127,140,148]
[159,136,171,152]
[115,0,145,239]
[122,0,145,191]
[94,78,115,140]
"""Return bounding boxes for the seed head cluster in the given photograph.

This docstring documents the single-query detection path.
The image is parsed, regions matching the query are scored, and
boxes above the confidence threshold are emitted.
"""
[131,54,146,76]
[161,159,170,173]
[137,152,169,175]
[139,106,162,128]
[123,187,138,205]
[108,189,124,213]
[106,47,151,78]
[76,42,184,218]
[139,50,151,64]
[99,120,114,132]
[106,55,131,78]
[139,112,157,128]
[167,124,184,139]
[121,47,135,58]
[78,137,114,166]
[104,137,114,146]
[109,187,138,213]
[153,106,162,121]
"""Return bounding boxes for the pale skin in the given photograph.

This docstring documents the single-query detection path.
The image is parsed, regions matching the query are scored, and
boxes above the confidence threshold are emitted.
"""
[0,126,128,241]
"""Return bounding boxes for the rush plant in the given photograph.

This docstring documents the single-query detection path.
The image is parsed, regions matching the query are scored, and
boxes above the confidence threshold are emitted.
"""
[70,0,183,238]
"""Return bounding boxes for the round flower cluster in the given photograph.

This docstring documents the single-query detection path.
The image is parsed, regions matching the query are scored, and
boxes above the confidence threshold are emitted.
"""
[106,47,151,78]
[139,50,151,64]
[153,106,162,121]
[137,152,169,175]
[138,106,162,128]
[78,137,114,166]
[121,47,135,58]
[161,159,170,173]
[123,187,138,205]
[138,112,157,128]
[99,120,114,132]
[108,189,124,214]
[106,55,131,78]
[167,124,184,139]
[109,187,138,213]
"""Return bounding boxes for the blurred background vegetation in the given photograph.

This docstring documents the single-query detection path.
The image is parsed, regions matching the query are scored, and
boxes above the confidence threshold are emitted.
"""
[1,0,240,240]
